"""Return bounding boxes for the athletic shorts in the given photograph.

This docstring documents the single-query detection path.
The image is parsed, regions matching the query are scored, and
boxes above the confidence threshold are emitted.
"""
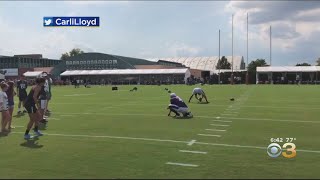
[25,104,37,114]
[193,89,204,95]
[46,92,52,100]
[8,100,14,107]
[168,104,189,114]
[19,93,27,101]
[40,100,47,110]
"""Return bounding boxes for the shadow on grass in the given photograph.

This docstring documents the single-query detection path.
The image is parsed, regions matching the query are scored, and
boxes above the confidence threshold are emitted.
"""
[13,113,26,118]
[0,131,9,137]
[20,136,43,149]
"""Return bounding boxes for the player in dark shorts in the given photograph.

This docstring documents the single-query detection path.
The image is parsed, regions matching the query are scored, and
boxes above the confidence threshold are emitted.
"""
[16,77,28,114]
[38,83,48,124]
[23,77,46,140]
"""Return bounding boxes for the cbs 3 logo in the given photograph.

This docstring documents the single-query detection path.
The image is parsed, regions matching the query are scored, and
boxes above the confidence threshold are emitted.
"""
[267,143,297,158]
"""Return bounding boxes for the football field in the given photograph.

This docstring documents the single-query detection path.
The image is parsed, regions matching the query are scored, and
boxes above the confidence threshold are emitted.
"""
[1,85,320,179]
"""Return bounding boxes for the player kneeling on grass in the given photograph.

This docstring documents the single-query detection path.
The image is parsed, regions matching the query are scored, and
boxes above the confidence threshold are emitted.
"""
[188,87,209,103]
[167,93,193,118]
[23,77,45,140]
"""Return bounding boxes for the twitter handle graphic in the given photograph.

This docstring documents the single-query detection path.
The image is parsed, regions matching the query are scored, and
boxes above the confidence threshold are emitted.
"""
[43,17,99,27]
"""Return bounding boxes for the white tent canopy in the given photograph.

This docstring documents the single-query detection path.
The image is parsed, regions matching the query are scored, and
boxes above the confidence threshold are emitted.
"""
[60,69,190,76]
[210,69,247,75]
[23,71,44,77]
[257,66,320,73]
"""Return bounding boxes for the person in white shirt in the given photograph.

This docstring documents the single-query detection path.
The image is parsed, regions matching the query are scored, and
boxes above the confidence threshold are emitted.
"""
[188,87,209,103]
[0,82,10,134]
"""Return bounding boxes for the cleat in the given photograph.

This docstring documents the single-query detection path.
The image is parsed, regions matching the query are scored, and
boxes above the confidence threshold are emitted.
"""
[34,130,44,136]
[23,110,27,113]
[24,134,33,140]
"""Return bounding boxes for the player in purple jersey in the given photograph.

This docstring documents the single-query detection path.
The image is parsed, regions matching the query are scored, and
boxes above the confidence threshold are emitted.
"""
[167,93,193,118]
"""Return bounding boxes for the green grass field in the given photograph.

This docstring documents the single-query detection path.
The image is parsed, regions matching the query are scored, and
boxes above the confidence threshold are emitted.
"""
[1,85,320,179]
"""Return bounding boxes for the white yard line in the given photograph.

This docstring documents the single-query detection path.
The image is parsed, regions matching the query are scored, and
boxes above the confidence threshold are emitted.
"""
[179,150,207,154]
[48,112,320,124]
[211,120,232,123]
[11,131,316,154]
[187,140,197,146]
[64,93,96,97]
[210,124,230,127]
[221,114,236,116]
[197,134,221,137]
[205,129,226,132]
[166,162,199,167]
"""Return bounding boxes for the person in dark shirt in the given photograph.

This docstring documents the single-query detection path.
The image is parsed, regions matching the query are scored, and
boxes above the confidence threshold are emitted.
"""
[38,81,48,124]
[16,76,28,114]
[23,77,46,140]
[167,93,193,118]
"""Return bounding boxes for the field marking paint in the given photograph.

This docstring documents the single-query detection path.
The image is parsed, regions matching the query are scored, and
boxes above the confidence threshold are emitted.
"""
[13,126,24,128]
[218,116,320,124]
[221,113,236,116]
[64,93,96,97]
[179,150,207,154]
[197,134,221,137]
[60,115,75,117]
[11,131,320,154]
[47,117,61,120]
[166,162,199,167]
[223,111,239,114]
[205,129,226,132]
[212,120,232,123]
[210,124,230,127]
[187,140,196,146]
[11,132,188,144]
[49,112,320,124]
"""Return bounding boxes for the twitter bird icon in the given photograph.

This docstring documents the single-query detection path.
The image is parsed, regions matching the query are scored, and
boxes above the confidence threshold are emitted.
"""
[43,17,53,26]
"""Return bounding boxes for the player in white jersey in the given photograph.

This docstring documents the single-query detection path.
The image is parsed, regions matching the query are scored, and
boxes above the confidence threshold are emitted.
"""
[188,87,209,103]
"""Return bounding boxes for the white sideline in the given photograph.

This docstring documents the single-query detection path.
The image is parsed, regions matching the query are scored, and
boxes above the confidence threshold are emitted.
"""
[179,150,207,154]
[49,112,320,124]
[205,129,226,132]
[166,162,199,167]
[197,134,221,137]
[210,124,230,127]
[64,93,96,97]
[211,120,232,123]
[187,140,196,146]
[221,114,236,116]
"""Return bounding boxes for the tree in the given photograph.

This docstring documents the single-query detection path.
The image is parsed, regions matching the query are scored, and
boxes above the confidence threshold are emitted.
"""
[216,56,231,69]
[247,59,268,73]
[60,48,84,60]
[317,57,320,66]
[296,63,311,66]
[247,59,268,83]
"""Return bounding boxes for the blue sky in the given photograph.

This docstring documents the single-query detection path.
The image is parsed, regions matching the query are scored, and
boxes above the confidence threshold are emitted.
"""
[0,1,320,66]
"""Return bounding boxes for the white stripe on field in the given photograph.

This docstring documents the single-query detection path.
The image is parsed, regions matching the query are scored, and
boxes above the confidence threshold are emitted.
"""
[13,126,24,128]
[212,120,232,123]
[205,129,226,132]
[179,150,207,154]
[197,134,221,137]
[64,93,96,97]
[187,140,196,146]
[60,115,75,117]
[9,132,320,154]
[166,162,199,167]
[48,112,320,124]
[210,124,230,127]
[221,114,236,116]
